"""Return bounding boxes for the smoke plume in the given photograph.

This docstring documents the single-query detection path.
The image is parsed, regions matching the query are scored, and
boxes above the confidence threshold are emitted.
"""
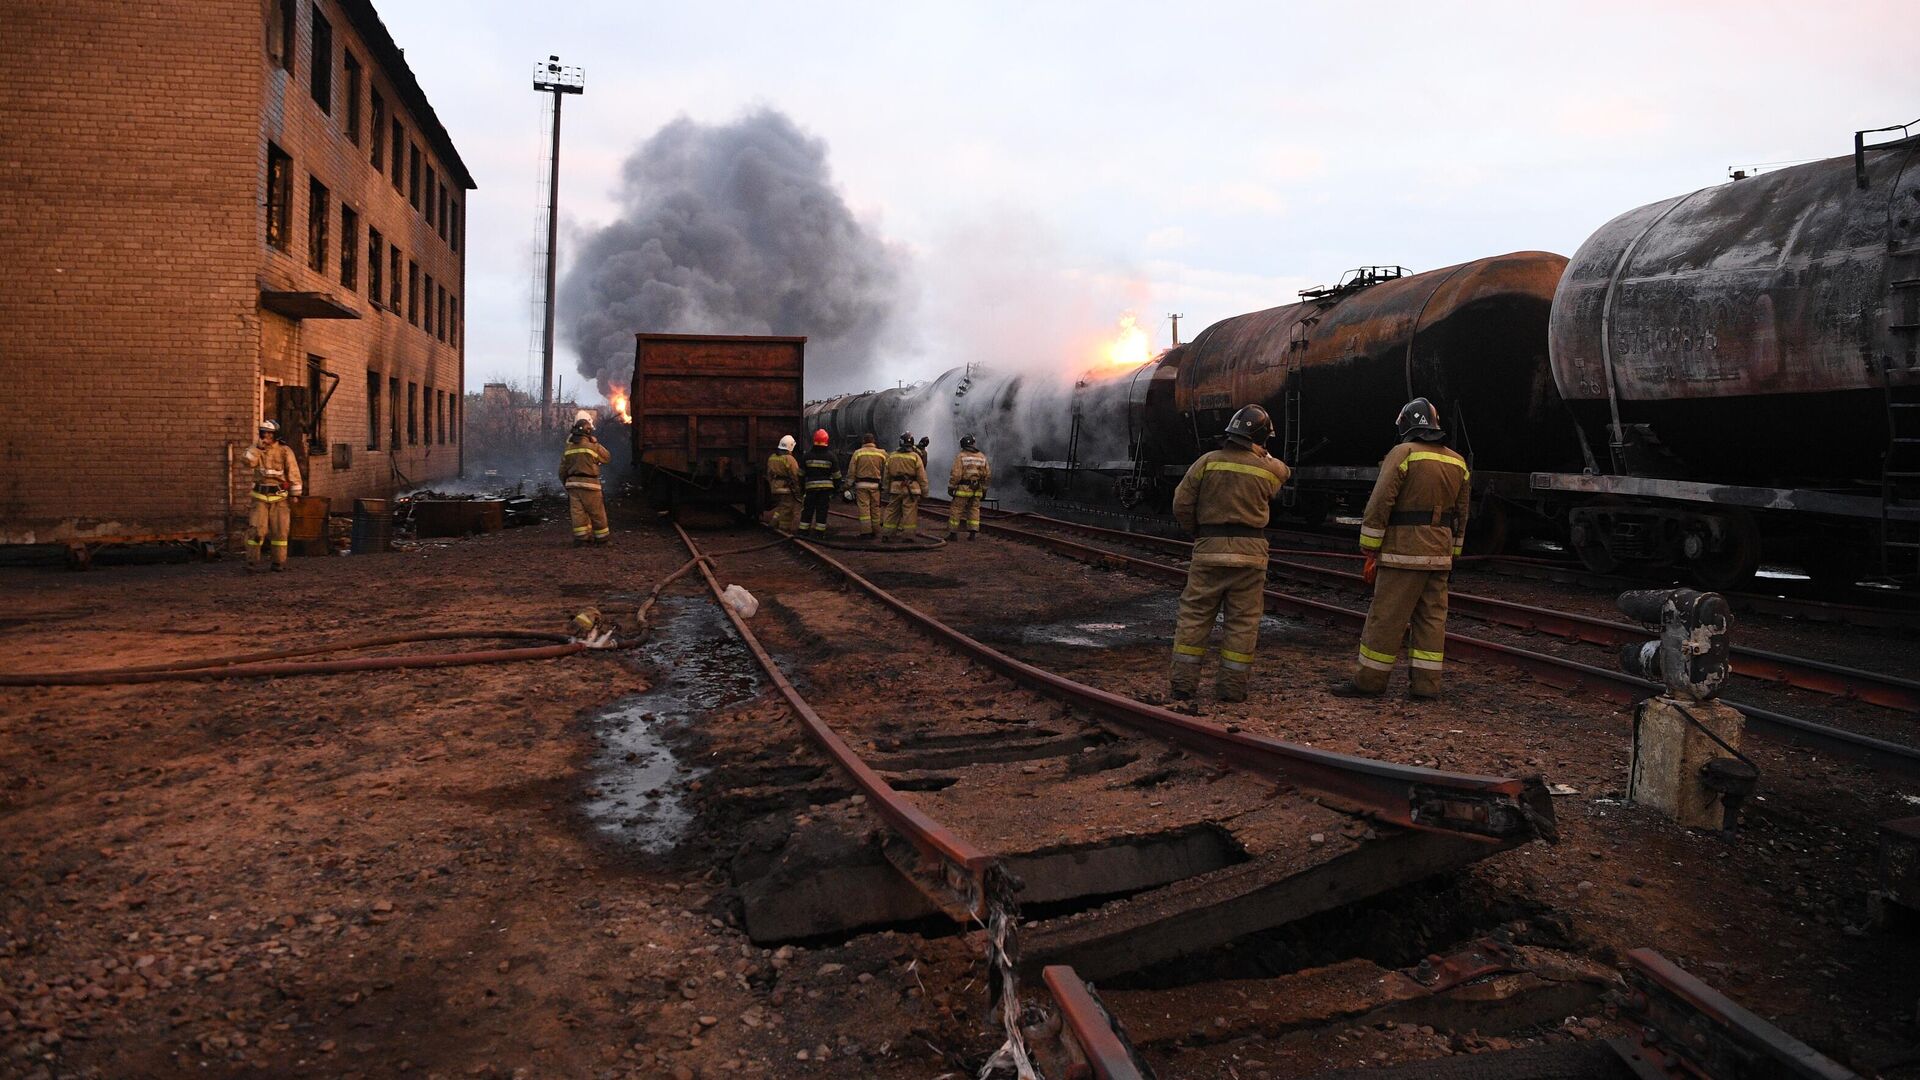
[562,109,904,397]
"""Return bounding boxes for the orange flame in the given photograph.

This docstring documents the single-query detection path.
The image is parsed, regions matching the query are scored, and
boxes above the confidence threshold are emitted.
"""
[608,388,632,424]
[1098,313,1152,371]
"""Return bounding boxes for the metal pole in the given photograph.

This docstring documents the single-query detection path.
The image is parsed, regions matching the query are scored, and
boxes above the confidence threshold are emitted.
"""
[540,88,563,434]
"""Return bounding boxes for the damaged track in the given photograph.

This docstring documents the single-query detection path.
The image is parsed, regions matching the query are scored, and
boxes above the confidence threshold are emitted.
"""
[667,522,1559,1073]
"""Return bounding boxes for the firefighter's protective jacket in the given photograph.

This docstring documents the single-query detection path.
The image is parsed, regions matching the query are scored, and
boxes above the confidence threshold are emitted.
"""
[243,441,303,497]
[801,447,840,492]
[1358,441,1471,569]
[1171,444,1290,568]
[765,451,801,496]
[884,449,927,496]
[948,450,991,497]
[849,444,888,489]
[559,437,611,489]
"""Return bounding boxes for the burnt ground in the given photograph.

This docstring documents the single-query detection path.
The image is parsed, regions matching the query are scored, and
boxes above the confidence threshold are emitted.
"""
[1,503,1918,1079]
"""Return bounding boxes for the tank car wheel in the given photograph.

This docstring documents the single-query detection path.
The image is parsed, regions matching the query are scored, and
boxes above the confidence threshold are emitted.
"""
[1688,512,1760,592]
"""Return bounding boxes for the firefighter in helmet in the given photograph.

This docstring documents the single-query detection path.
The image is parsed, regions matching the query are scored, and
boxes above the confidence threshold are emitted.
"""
[881,433,928,541]
[848,432,888,539]
[1335,398,1471,699]
[945,434,991,541]
[559,416,613,545]
[241,419,302,571]
[1168,405,1291,703]
[766,435,803,535]
[799,429,840,536]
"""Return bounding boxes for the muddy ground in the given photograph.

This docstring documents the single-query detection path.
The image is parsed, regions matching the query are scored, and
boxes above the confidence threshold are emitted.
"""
[2,501,1918,1079]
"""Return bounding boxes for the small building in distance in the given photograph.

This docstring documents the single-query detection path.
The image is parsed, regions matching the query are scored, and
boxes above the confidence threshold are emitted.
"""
[0,0,474,550]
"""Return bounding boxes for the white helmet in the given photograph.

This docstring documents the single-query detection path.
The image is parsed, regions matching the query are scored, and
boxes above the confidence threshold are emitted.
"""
[258,419,281,435]
[777,435,796,452]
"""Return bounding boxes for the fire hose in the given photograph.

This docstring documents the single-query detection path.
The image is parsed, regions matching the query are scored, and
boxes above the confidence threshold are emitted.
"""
[2,536,792,688]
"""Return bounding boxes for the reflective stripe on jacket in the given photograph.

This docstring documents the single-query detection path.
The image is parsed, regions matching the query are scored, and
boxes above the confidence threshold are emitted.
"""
[1359,441,1471,569]
[802,448,840,491]
[849,445,887,489]
[884,450,927,496]
[243,441,303,495]
[559,438,611,487]
[948,450,991,497]
[1171,445,1291,568]
[765,452,801,495]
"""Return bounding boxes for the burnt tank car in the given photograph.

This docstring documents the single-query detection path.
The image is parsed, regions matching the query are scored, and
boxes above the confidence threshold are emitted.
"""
[1545,131,1920,584]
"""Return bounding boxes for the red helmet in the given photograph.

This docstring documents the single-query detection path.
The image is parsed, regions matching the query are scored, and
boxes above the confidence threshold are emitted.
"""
[812,428,830,446]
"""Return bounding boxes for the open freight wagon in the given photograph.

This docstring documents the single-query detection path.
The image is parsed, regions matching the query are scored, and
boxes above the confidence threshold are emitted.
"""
[631,333,806,518]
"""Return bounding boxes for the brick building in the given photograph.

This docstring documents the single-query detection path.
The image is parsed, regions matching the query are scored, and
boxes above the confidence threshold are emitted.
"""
[0,0,473,549]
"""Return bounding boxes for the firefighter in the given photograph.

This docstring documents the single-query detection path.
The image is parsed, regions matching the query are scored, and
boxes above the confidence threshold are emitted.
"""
[1335,398,1471,699]
[881,434,928,541]
[913,435,931,467]
[559,416,613,545]
[766,435,802,535]
[1168,405,1291,703]
[945,434,991,541]
[800,429,840,536]
[241,419,302,572]
[848,432,888,539]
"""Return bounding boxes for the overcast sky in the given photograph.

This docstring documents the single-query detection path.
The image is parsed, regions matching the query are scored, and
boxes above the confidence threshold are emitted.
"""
[377,1,1914,400]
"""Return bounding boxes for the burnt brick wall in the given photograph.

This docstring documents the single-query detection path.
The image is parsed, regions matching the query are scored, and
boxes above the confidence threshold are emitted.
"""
[0,1,262,543]
[0,0,470,545]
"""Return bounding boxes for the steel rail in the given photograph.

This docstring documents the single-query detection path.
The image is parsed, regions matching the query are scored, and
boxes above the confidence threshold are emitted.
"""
[990,510,1920,714]
[786,536,1556,844]
[982,518,1920,779]
[1039,966,1153,1080]
[668,523,999,921]
[1620,949,1859,1079]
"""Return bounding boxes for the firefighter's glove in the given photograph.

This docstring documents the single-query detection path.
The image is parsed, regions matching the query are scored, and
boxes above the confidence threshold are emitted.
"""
[1362,554,1378,586]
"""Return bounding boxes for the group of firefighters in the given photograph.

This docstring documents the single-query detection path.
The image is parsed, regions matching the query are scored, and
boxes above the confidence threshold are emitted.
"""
[763,428,992,543]
[530,392,1468,704]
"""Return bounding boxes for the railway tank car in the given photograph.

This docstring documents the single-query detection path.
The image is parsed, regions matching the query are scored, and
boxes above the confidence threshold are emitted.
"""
[1545,129,1920,584]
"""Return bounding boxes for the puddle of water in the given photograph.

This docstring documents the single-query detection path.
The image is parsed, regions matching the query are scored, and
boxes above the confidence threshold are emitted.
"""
[1017,592,1304,649]
[583,597,760,853]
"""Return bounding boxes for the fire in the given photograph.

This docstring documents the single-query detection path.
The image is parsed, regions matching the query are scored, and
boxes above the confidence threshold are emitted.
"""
[608,388,632,424]
[1098,313,1152,370]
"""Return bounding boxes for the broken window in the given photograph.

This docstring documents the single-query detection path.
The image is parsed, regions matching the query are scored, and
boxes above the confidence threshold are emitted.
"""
[407,382,418,445]
[388,245,401,311]
[437,185,449,242]
[448,295,458,349]
[306,355,335,450]
[407,260,419,325]
[390,118,404,190]
[339,204,357,289]
[424,383,434,445]
[265,144,292,251]
[366,369,380,450]
[408,143,421,210]
[309,6,332,112]
[448,198,460,252]
[307,176,329,273]
[370,90,385,169]
[343,52,362,144]
[267,0,295,73]
[425,166,436,228]
[367,227,383,305]
[389,376,401,449]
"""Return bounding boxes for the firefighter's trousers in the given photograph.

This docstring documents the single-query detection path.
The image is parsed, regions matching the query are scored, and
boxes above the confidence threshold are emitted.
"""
[567,484,610,542]
[1353,567,1450,695]
[883,493,920,536]
[854,486,881,536]
[800,490,832,535]
[1170,562,1266,699]
[246,493,291,566]
[770,492,801,534]
[947,494,982,534]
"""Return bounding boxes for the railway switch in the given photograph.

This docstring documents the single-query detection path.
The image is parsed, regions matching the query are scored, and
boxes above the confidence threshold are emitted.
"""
[1620,589,1756,832]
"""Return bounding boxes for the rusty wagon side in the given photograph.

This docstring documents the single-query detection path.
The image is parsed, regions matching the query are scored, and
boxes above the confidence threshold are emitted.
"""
[631,333,806,517]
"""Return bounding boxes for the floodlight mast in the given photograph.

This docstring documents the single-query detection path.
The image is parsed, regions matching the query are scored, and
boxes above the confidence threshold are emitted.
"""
[533,56,584,433]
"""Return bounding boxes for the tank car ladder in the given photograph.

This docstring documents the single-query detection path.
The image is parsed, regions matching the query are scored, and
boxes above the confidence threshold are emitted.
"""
[1879,243,1920,580]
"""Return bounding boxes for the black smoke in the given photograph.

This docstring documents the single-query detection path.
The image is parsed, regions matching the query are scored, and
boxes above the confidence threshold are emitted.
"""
[561,109,904,398]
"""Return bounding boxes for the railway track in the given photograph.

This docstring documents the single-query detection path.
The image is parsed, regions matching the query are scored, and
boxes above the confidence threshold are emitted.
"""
[666,521,1559,1075]
[924,505,1920,779]
[1005,500,1920,633]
